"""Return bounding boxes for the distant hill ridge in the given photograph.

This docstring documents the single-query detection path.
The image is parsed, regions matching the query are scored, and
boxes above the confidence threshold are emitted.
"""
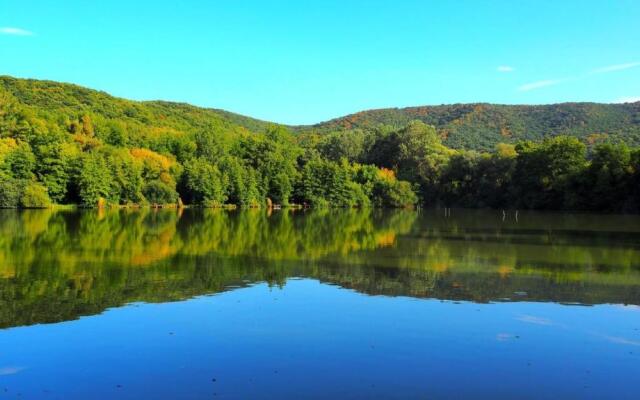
[2,75,639,150]
[306,102,640,150]
[0,75,274,134]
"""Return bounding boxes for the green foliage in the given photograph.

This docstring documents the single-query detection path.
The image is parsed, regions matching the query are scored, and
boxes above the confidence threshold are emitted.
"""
[373,179,417,208]
[4,141,35,180]
[438,150,516,208]
[19,181,51,208]
[218,156,260,207]
[361,121,453,203]
[110,149,145,204]
[308,102,640,151]
[583,143,633,211]
[182,158,227,206]
[631,149,640,211]
[301,159,371,208]
[512,136,587,209]
[353,165,417,207]
[143,180,178,205]
[316,130,366,162]
[439,151,483,206]
[34,148,68,202]
[0,173,20,207]
[233,129,300,205]
[2,75,639,211]
[395,121,454,201]
[0,73,416,209]
[78,152,114,206]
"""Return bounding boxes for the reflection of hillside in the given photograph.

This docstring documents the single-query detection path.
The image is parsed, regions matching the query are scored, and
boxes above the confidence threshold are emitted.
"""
[311,263,640,305]
[0,209,412,276]
[0,209,639,328]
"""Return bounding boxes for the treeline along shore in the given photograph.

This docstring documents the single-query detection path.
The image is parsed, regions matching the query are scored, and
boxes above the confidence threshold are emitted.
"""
[1,76,639,212]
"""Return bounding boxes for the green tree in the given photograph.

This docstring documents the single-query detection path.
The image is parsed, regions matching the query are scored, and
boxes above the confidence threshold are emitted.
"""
[78,152,114,206]
[395,121,454,203]
[109,149,145,204]
[31,136,79,203]
[630,149,640,212]
[439,151,481,207]
[317,130,366,162]
[143,180,178,205]
[0,172,20,207]
[20,181,51,208]
[181,158,227,206]
[512,136,587,210]
[5,141,36,180]
[584,142,632,211]
[302,159,369,208]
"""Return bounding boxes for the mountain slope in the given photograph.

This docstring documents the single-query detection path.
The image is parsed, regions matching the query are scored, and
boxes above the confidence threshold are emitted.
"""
[302,103,640,150]
[0,75,418,209]
[2,75,640,152]
[1,76,639,211]
[0,75,273,135]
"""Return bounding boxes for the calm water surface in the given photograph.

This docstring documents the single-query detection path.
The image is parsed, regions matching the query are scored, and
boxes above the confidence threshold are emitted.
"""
[0,208,639,399]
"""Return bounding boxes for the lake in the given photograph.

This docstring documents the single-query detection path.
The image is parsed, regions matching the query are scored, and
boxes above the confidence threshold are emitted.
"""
[0,208,639,399]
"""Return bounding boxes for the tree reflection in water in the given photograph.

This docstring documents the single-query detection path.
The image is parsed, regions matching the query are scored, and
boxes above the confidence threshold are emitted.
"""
[1,208,639,328]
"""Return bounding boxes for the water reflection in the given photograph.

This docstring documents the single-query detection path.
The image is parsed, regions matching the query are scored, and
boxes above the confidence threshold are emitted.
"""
[1,208,639,328]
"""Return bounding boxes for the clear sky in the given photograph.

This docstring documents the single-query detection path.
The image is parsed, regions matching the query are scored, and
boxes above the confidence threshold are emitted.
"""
[1,0,639,124]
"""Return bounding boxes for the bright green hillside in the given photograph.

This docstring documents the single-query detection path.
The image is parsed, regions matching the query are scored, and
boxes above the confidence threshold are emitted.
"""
[1,76,639,212]
[303,102,640,151]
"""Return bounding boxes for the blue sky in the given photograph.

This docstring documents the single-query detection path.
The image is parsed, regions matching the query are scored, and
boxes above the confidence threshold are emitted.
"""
[1,0,639,124]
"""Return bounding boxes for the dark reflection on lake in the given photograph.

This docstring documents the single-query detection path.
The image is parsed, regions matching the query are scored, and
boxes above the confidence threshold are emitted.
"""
[0,209,639,399]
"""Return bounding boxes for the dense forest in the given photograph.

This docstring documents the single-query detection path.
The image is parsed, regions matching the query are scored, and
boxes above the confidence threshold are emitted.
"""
[309,102,640,151]
[1,76,639,212]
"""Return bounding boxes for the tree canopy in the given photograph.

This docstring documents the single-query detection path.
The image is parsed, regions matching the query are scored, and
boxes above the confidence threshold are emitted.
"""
[1,76,639,212]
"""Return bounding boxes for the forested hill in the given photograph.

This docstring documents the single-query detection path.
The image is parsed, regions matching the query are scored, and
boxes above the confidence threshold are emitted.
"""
[3,75,640,151]
[0,75,418,209]
[303,103,640,150]
[1,75,639,212]
[0,76,274,134]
